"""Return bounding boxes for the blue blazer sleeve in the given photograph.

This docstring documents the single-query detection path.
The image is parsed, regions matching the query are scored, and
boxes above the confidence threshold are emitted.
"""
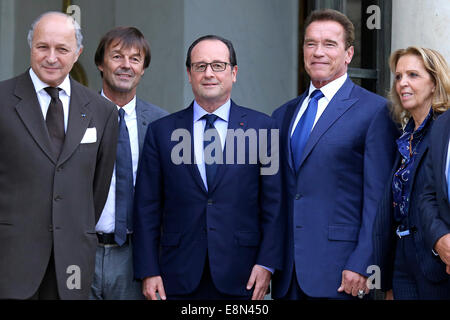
[345,104,398,275]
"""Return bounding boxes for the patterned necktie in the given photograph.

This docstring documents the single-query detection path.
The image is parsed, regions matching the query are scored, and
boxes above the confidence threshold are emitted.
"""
[291,89,324,172]
[202,114,220,191]
[44,87,65,157]
[115,108,133,246]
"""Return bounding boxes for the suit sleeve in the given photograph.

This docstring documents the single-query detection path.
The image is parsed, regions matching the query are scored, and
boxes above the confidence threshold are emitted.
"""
[93,104,118,222]
[256,118,284,271]
[345,104,398,275]
[419,144,450,252]
[132,124,163,279]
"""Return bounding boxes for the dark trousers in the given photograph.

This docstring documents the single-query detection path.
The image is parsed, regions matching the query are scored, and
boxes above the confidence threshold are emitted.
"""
[393,236,450,300]
[29,249,59,300]
[167,257,252,300]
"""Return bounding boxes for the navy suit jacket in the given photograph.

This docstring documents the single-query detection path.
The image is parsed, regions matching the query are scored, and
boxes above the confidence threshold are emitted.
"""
[271,78,397,299]
[373,117,449,292]
[420,110,450,255]
[132,100,283,296]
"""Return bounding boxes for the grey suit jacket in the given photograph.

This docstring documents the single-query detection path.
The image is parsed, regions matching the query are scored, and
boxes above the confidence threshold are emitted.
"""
[135,98,168,153]
[0,71,118,300]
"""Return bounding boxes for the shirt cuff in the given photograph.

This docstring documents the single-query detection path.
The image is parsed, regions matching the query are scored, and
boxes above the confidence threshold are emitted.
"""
[257,265,274,274]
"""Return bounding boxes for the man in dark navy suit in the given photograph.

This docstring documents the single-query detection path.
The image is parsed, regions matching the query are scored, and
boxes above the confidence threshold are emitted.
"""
[421,110,450,276]
[133,35,283,300]
[271,9,397,299]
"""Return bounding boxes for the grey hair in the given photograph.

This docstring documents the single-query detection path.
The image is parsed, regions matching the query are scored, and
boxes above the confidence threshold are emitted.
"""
[27,11,83,53]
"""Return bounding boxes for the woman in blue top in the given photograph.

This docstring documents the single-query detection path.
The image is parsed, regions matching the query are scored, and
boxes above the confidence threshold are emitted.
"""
[373,47,450,299]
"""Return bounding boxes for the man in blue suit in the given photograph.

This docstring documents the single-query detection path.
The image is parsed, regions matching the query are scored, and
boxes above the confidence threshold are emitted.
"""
[133,35,283,300]
[421,110,450,276]
[90,27,168,300]
[271,9,397,299]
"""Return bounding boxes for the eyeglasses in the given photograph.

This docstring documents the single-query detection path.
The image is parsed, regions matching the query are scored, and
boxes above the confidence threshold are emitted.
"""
[191,62,231,72]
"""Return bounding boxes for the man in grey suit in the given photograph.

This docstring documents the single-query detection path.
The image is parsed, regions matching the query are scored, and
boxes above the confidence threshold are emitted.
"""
[0,12,118,299]
[90,26,168,300]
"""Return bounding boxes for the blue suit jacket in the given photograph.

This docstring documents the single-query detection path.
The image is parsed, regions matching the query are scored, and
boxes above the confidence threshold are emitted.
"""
[271,78,397,298]
[373,117,449,292]
[132,100,283,296]
[420,110,450,255]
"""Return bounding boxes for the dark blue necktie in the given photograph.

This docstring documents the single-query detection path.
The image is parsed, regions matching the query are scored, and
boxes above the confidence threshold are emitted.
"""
[291,89,324,172]
[115,108,133,246]
[203,114,220,191]
[44,87,65,157]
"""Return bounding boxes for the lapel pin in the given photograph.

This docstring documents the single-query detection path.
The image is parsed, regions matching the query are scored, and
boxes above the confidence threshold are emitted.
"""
[81,113,86,118]
[240,122,244,126]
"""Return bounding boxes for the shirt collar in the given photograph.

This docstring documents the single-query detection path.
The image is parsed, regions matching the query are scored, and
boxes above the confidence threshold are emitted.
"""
[308,73,347,101]
[193,100,231,123]
[29,68,71,97]
[101,90,137,116]
[404,107,433,136]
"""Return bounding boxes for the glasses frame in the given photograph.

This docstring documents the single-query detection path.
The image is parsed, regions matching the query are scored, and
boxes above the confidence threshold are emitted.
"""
[190,61,232,72]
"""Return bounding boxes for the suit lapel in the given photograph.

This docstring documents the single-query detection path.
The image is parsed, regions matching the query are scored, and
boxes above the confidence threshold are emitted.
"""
[208,101,247,194]
[297,78,358,171]
[177,104,208,194]
[136,99,149,154]
[58,79,91,165]
[14,72,57,164]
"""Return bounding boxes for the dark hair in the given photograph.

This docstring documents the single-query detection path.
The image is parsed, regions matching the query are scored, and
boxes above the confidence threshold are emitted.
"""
[95,26,151,77]
[185,35,237,70]
[304,9,355,49]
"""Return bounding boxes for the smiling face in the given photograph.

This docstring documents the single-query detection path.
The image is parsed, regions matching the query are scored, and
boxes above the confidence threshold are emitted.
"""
[395,54,435,116]
[303,20,353,88]
[98,41,146,97]
[30,14,82,87]
[187,39,237,112]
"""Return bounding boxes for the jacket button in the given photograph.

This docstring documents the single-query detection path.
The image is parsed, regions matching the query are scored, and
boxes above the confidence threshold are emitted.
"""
[54,196,62,201]
[49,225,53,232]
[207,199,213,205]
[295,194,302,200]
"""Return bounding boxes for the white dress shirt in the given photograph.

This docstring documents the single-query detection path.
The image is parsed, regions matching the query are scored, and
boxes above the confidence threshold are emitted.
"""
[291,73,348,137]
[96,93,139,234]
[29,68,71,132]
[193,100,230,191]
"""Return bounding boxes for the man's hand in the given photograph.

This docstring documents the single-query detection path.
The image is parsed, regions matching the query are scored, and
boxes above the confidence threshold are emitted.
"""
[142,276,166,300]
[434,233,450,273]
[246,265,271,300]
[337,270,369,297]
[385,289,394,300]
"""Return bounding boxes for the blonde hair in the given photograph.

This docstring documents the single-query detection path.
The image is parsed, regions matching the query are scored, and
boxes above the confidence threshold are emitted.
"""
[388,46,450,126]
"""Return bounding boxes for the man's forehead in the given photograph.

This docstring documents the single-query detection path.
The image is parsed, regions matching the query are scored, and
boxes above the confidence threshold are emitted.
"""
[107,40,144,56]
[304,21,345,42]
[36,13,75,32]
[191,40,229,58]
